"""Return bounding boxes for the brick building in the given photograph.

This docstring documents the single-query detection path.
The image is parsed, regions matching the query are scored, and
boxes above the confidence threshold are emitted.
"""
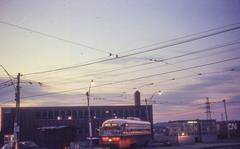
[1,95,152,149]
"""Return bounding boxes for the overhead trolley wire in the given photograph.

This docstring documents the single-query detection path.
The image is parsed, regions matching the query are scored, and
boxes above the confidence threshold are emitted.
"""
[106,46,240,77]
[117,22,240,55]
[0,20,112,54]
[22,25,240,76]
[1,56,238,102]
[2,65,239,106]
[79,57,240,94]
[0,80,12,86]
[83,41,240,79]
[22,22,240,81]
[32,40,240,84]
[124,68,237,93]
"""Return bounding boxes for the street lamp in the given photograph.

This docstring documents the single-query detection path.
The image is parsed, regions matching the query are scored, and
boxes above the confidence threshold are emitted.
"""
[86,80,94,149]
[145,91,162,122]
[145,91,162,142]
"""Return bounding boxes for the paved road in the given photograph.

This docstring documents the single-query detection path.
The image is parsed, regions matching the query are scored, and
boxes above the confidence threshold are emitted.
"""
[139,143,240,149]
[91,142,240,149]
[210,146,240,149]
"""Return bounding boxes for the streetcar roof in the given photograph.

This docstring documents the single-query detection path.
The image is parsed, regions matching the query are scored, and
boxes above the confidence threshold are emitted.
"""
[102,118,150,127]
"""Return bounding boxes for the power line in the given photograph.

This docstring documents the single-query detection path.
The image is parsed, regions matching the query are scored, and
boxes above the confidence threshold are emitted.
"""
[84,46,240,83]
[89,56,240,88]
[21,23,240,81]
[0,64,16,91]
[23,25,240,76]
[23,40,240,83]
[0,83,14,90]
[2,56,239,102]
[0,20,112,54]
[125,68,237,93]
[0,80,12,87]
[20,63,239,103]
[118,22,240,55]
[85,43,240,79]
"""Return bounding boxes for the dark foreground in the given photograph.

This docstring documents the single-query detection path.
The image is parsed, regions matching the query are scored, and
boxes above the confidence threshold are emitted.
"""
[88,142,240,149]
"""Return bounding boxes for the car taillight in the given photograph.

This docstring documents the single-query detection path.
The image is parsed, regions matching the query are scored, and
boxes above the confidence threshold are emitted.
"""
[112,137,120,141]
[102,137,109,142]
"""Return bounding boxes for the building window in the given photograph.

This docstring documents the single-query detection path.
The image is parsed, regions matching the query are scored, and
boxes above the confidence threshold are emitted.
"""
[54,111,59,119]
[84,110,88,118]
[67,111,72,117]
[42,111,47,119]
[72,110,77,119]
[130,109,134,116]
[105,110,111,118]
[135,109,140,117]
[125,109,129,117]
[141,109,145,117]
[78,110,83,119]
[48,111,53,119]
[101,110,105,118]
[118,109,123,118]
[78,129,83,134]
[35,111,41,119]
[90,110,94,117]
[61,111,65,119]
[113,110,117,118]
[96,110,100,118]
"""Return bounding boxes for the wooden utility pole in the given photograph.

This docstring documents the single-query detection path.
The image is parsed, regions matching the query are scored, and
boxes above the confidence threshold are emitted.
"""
[14,73,20,149]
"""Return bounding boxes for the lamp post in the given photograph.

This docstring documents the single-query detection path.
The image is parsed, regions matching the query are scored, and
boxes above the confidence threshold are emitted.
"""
[145,90,162,141]
[145,91,162,121]
[86,80,94,149]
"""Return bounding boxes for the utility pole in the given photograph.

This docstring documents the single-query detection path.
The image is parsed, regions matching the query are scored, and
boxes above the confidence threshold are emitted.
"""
[86,91,92,149]
[205,97,212,120]
[223,99,230,138]
[86,80,93,149]
[0,65,19,148]
[145,98,149,122]
[14,73,21,149]
[205,97,212,136]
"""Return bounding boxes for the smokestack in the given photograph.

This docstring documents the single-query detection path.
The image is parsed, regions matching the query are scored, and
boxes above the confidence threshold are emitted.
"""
[134,91,141,106]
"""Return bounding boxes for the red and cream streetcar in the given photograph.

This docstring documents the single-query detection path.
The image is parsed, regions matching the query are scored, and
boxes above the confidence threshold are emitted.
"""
[99,117,151,148]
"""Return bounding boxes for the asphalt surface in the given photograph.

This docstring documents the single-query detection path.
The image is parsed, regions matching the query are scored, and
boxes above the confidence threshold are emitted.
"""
[89,142,240,149]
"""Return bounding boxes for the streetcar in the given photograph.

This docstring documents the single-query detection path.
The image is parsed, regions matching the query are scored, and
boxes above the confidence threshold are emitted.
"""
[99,117,152,148]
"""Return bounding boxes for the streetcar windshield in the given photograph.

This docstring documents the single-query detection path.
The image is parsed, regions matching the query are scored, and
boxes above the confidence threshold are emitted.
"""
[102,123,121,130]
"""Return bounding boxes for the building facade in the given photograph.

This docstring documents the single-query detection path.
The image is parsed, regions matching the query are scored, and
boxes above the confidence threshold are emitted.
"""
[1,105,152,148]
[216,121,240,138]
[154,119,217,144]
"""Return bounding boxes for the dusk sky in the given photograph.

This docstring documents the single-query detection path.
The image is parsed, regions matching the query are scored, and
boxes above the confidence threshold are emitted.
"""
[0,0,240,122]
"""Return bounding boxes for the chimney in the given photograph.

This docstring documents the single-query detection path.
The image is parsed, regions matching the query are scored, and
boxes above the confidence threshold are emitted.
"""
[134,91,141,106]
